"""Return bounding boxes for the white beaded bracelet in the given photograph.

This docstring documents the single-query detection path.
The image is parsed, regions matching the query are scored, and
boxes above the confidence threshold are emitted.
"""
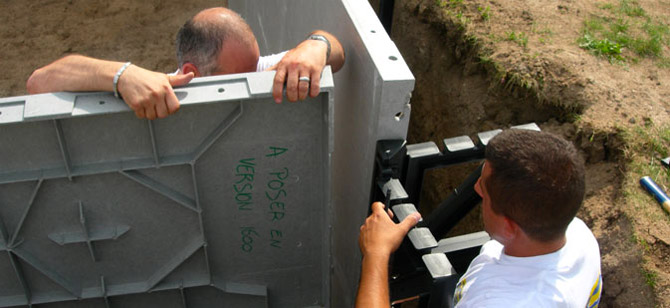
[113,62,132,99]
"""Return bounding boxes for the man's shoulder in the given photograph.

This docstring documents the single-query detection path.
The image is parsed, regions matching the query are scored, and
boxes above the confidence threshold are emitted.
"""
[564,217,601,263]
[458,218,601,307]
[455,282,562,308]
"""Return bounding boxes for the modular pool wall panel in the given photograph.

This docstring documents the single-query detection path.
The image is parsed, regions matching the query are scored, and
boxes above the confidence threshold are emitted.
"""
[0,71,333,307]
[230,1,415,306]
[0,0,414,306]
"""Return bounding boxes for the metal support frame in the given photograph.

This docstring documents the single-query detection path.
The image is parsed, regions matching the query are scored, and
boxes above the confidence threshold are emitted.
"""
[370,123,540,308]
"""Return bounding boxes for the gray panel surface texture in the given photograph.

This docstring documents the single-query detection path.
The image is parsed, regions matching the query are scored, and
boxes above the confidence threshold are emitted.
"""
[229,1,415,306]
[0,70,334,308]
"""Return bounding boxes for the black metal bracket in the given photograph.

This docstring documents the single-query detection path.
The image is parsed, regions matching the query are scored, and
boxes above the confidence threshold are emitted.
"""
[379,0,396,34]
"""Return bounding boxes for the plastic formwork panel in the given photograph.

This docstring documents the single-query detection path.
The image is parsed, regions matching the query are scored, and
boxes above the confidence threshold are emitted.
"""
[0,70,333,307]
[1,0,415,306]
[230,1,415,306]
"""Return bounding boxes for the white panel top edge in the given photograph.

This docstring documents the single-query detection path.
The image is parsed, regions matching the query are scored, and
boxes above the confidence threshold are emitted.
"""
[341,0,414,82]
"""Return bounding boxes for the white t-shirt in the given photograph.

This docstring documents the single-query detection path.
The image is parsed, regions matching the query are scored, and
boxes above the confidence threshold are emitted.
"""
[453,218,602,308]
[256,51,288,72]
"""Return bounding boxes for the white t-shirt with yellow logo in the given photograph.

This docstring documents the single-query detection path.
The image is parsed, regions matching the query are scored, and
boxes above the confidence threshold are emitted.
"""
[454,218,602,308]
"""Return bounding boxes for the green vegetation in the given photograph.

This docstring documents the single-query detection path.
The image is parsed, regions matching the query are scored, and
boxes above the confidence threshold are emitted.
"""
[637,234,651,252]
[619,122,669,292]
[532,25,554,44]
[620,122,670,223]
[436,0,463,9]
[478,5,491,21]
[505,31,528,47]
[579,0,670,65]
[642,268,658,288]
[598,3,615,10]
[622,123,670,172]
[578,34,623,62]
[435,0,470,29]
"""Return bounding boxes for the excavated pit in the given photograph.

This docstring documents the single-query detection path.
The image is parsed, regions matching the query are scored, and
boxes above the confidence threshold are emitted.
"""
[380,1,656,306]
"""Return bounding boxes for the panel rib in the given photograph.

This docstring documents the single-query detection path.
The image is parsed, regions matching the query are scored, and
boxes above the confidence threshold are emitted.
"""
[8,251,31,306]
[78,202,97,262]
[145,237,205,291]
[147,119,160,167]
[191,164,211,281]
[179,281,188,308]
[53,120,73,180]
[101,276,111,308]
[119,170,199,213]
[9,179,43,247]
[12,248,81,298]
[0,214,8,250]
[191,102,243,162]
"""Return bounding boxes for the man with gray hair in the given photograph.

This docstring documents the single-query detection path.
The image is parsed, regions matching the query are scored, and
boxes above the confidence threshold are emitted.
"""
[27,7,344,120]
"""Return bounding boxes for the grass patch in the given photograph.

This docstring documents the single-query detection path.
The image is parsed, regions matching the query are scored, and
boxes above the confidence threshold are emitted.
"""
[619,123,670,295]
[478,5,491,21]
[642,268,658,288]
[622,123,670,166]
[579,0,670,66]
[620,0,646,17]
[531,24,554,44]
[436,0,463,9]
[620,122,670,224]
[578,34,624,62]
[598,3,615,10]
[659,57,670,68]
[505,31,528,47]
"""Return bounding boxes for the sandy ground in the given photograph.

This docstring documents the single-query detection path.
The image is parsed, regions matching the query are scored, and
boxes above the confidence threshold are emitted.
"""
[0,0,226,98]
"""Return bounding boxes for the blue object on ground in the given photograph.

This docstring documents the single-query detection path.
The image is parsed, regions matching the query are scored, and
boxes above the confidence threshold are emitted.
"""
[640,176,670,214]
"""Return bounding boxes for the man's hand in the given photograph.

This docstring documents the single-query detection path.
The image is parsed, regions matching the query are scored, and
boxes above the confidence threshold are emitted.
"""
[117,66,193,120]
[268,39,327,103]
[27,54,194,120]
[359,202,421,258]
[355,202,420,308]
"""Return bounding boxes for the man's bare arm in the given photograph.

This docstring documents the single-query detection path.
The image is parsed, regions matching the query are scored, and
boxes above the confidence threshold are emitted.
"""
[357,253,392,308]
[27,54,193,119]
[356,202,421,308]
[27,54,121,94]
[315,30,345,73]
[268,30,345,103]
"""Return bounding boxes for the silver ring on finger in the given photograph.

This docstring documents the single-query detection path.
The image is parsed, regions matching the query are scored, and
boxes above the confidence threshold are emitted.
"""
[298,76,310,83]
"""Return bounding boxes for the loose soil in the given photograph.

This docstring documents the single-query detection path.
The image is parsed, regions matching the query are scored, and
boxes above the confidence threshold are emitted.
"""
[0,0,226,99]
[1,0,669,307]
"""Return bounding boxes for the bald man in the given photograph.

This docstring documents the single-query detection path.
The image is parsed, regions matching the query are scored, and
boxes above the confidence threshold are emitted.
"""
[26,7,345,120]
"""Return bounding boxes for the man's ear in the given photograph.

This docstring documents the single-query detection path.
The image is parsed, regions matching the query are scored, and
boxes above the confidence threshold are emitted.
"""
[502,216,521,240]
[181,63,201,77]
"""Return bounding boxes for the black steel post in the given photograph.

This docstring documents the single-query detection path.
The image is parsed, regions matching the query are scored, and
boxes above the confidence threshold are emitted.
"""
[422,164,483,239]
[379,0,396,34]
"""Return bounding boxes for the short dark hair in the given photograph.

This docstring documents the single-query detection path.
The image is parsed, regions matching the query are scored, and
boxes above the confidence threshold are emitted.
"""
[484,129,585,242]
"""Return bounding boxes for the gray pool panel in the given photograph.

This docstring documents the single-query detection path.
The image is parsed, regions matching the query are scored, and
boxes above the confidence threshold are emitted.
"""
[0,70,333,307]
[0,0,415,306]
